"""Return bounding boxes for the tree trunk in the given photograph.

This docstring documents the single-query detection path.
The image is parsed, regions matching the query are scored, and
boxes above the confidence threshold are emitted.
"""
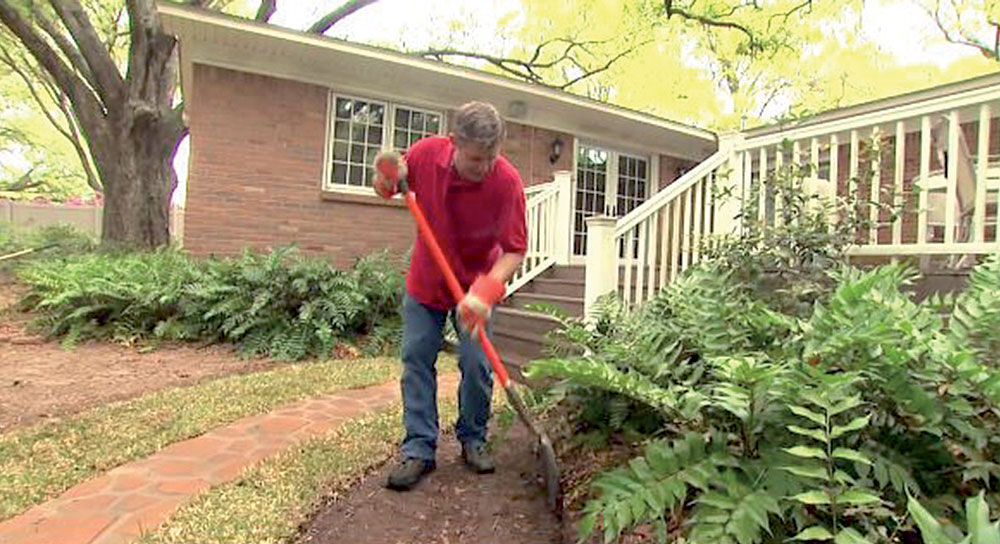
[96,116,176,247]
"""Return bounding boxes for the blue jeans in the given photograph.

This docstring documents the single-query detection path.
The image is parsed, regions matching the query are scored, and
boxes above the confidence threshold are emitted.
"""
[400,293,494,460]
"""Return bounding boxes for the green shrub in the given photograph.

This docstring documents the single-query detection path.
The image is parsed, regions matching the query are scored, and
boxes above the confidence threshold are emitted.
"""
[0,223,96,272]
[17,246,405,359]
[524,145,999,543]
[528,258,1000,544]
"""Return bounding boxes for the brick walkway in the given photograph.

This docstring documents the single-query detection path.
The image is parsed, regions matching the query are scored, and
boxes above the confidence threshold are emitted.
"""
[0,373,460,544]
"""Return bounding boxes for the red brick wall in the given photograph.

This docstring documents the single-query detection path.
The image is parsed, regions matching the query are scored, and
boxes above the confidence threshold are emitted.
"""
[183,66,581,266]
[489,121,573,187]
[184,65,413,268]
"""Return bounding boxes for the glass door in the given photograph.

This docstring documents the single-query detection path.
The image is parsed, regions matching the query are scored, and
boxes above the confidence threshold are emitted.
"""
[573,145,651,256]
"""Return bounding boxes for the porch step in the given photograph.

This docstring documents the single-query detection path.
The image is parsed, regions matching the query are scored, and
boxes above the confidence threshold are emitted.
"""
[541,265,585,281]
[508,292,584,316]
[520,278,585,298]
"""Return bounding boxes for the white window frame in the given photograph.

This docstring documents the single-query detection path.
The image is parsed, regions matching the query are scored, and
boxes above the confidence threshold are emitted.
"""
[322,92,446,195]
[570,139,659,260]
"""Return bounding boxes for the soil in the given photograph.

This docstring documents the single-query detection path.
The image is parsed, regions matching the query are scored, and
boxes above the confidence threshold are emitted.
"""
[296,420,569,544]
[0,275,278,432]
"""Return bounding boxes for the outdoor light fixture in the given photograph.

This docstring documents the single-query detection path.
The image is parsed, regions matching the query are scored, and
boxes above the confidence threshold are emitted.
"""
[549,137,564,164]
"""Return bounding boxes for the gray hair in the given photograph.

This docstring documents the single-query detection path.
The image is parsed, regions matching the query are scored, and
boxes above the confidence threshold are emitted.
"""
[452,101,506,150]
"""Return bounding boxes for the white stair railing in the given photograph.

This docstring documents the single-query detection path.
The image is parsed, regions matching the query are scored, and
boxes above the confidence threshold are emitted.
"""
[506,171,574,297]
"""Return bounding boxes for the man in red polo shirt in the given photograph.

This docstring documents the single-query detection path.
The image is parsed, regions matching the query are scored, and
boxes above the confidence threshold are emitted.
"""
[372,101,527,490]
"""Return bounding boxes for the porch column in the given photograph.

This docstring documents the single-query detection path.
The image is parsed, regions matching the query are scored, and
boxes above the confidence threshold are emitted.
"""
[714,131,745,236]
[552,170,573,265]
[584,215,618,321]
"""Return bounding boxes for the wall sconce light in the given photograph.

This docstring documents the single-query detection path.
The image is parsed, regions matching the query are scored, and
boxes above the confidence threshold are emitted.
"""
[549,137,564,164]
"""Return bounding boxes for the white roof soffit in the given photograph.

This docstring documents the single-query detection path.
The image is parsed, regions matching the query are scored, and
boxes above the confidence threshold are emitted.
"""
[157,2,718,161]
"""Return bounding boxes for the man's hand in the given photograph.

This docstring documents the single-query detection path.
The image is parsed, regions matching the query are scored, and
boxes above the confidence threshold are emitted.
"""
[372,151,407,199]
[457,275,506,335]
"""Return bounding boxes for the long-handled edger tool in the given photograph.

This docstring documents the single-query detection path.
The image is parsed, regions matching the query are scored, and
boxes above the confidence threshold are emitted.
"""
[377,156,562,515]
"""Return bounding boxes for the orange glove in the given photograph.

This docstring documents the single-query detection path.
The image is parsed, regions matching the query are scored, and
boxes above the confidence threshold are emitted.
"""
[457,275,505,335]
[372,151,407,199]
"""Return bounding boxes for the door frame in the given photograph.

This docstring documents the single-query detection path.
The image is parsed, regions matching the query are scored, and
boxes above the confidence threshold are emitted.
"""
[569,138,661,264]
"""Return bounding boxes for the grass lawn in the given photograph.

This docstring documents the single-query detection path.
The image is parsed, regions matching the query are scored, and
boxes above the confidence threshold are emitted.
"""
[0,356,420,521]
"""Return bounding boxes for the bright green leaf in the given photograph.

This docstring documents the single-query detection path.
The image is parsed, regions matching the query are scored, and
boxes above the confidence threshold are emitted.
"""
[792,526,835,540]
[835,527,873,544]
[908,494,956,544]
[788,425,829,443]
[792,491,832,505]
[838,489,880,505]
[832,448,872,465]
[782,465,829,480]
[785,446,828,460]
[831,415,871,439]
[965,492,1000,544]
[789,405,827,426]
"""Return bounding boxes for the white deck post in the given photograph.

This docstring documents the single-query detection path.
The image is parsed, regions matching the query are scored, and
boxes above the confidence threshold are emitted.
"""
[552,170,574,265]
[714,131,745,236]
[584,216,618,322]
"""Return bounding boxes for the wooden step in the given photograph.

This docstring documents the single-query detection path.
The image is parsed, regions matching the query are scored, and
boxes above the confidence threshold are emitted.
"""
[541,265,584,281]
[508,292,584,317]
[521,278,585,298]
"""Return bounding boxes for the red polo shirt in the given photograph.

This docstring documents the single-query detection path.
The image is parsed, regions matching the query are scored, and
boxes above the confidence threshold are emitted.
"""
[403,136,527,310]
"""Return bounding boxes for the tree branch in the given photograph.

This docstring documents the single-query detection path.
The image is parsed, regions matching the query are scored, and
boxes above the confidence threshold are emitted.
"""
[255,0,276,22]
[48,0,124,106]
[0,0,103,130]
[30,4,97,92]
[663,0,758,50]
[308,0,379,34]
[558,39,651,90]
[0,43,72,141]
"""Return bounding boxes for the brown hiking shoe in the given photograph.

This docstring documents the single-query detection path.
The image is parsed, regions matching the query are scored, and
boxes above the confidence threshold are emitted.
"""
[461,443,496,474]
[385,457,435,490]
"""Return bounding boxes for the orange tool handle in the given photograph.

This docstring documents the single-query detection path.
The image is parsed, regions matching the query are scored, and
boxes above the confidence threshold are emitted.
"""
[381,163,511,388]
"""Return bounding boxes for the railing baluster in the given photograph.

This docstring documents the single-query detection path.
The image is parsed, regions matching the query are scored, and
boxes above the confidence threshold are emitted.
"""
[946,110,959,245]
[659,205,670,289]
[894,121,905,245]
[974,104,990,243]
[758,147,768,224]
[830,134,839,211]
[623,228,634,307]
[850,130,859,226]
[671,199,681,281]
[647,213,659,298]
[774,146,784,226]
[682,186,693,272]
[693,178,704,265]
[870,126,881,245]
[636,219,648,305]
[810,138,820,213]
[919,116,931,245]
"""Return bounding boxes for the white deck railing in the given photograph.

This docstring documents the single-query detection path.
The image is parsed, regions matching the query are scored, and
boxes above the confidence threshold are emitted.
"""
[580,78,1000,316]
[506,171,574,297]
[735,81,1000,257]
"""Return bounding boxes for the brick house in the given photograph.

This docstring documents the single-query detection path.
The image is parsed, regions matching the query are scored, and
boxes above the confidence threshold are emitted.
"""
[160,3,999,368]
[159,4,717,269]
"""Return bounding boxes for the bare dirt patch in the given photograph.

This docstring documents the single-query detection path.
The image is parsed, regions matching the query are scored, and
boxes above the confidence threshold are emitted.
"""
[0,276,278,432]
[296,420,566,544]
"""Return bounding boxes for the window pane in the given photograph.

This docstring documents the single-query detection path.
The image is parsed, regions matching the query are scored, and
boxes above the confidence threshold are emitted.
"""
[333,163,347,184]
[394,131,408,149]
[365,147,378,167]
[395,108,408,128]
[334,121,349,140]
[333,142,348,161]
[351,144,364,161]
[349,166,363,186]
[367,126,382,145]
[427,115,440,133]
[412,112,424,130]
[409,133,421,146]
[336,98,352,119]
[371,104,384,125]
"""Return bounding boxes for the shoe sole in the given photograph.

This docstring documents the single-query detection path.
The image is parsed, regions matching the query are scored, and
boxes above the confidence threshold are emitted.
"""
[385,463,435,491]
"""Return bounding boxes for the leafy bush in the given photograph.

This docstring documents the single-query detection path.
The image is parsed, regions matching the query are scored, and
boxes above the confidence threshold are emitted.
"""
[17,246,405,359]
[527,257,1000,544]
[523,145,999,543]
